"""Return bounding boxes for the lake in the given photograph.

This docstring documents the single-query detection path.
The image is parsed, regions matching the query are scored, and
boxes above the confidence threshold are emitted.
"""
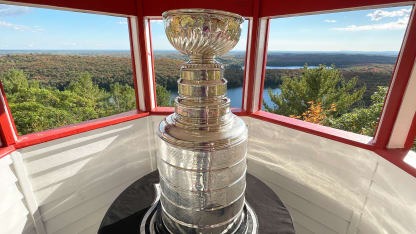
[242,65,319,70]
[265,65,318,69]
[169,87,280,109]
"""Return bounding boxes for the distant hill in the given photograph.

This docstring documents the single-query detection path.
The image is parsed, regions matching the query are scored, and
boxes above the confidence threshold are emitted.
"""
[0,54,134,90]
[266,52,397,67]
[0,50,131,57]
[0,52,396,107]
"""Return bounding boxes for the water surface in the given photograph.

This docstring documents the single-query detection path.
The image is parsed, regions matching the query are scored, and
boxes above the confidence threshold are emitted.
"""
[169,87,280,109]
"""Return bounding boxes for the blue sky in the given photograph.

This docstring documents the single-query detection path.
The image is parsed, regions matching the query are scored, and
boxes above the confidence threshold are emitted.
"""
[0,4,412,51]
[0,4,130,50]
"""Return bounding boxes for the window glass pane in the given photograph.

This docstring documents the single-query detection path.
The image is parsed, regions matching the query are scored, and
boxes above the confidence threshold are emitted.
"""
[0,4,135,135]
[263,6,412,137]
[150,19,249,108]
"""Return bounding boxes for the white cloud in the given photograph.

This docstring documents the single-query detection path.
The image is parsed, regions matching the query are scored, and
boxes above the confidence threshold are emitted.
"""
[324,19,336,23]
[117,20,127,25]
[332,16,409,31]
[0,20,43,32]
[367,8,411,21]
[0,4,30,16]
[154,20,163,24]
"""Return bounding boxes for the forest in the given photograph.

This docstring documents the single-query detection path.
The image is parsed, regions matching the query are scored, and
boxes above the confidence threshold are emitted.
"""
[1,51,414,150]
[0,52,396,107]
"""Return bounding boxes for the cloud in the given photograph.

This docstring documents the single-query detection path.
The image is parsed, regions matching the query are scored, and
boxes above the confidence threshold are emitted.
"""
[153,20,163,24]
[324,19,336,23]
[0,4,30,16]
[332,16,409,31]
[367,8,411,21]
[117,20,127,25]
[0,20,43,32]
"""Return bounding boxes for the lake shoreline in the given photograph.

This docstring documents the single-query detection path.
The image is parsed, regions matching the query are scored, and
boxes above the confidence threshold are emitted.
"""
[169,86,281,109]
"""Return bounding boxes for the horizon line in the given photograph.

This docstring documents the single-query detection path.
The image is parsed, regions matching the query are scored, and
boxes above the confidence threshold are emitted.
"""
[0,49,400,52]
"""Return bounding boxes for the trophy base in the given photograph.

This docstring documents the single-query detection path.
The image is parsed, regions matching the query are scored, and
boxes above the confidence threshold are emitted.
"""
[98,172,295,234]
[140,185,258,234]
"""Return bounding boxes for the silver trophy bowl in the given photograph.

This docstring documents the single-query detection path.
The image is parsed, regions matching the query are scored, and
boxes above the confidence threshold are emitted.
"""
[156,9,253,234]
[163,9,243,63]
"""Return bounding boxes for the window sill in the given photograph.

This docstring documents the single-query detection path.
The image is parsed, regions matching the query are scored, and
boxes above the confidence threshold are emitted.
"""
[0,145,15,159]
[376,148,416,178]
[14,110,149,149]
[250,110,374,150]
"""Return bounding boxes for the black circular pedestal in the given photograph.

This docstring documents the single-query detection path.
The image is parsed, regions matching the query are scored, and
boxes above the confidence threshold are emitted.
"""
[99,171,295,234]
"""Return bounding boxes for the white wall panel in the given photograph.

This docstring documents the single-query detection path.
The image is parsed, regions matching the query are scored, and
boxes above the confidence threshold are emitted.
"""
[287,206,338,234]
[2,114,416,234]
[268,180,349,233]
[150,115,166,169]
[18,117,155,234]
[247,118,379,234]
[358,154,416,234]
[293,222,315,234]
[0,155,35,234]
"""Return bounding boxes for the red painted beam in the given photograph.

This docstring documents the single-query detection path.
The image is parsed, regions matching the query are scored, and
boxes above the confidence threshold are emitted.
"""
[147,19,158,109]
[5,0,136,15]
[135,1,153,111]
[261,0,412,17]
[251,110,374,150]
[405,112,416,149]
[375,148,416,178]
[151,107,174,115]
[257,19,270,111]
[0,145,15,160]
[0,82,16,146]
[15,111,149,149]
[128,18,141,112]
[374,8,416,149]
[241,19,251,110]
[245,0,261,113]
[142,0,253,17]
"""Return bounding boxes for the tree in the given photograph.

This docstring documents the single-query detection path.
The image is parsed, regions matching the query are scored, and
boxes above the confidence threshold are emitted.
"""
[156,84,172,107]
[67,72,108,117]
[1,70,102,134]
[9,100,77,135]
[1,69,29,94]
[108,83,136,114]
[328,86,387,136]
[290,101,337,125]
[224,64,244,87]
[264,65,365,118]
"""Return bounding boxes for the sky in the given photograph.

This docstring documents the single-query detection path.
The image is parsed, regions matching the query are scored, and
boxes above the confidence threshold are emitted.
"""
[0,3,413,51]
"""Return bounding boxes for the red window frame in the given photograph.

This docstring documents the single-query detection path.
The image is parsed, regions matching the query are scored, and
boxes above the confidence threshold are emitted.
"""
[249,1,416,177]
[251,5,415,150]
[0,5,148,149]
[0,0,415,178]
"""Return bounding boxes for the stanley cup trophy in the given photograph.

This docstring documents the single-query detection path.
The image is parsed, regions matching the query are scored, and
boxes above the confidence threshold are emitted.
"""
[153,9,257,234]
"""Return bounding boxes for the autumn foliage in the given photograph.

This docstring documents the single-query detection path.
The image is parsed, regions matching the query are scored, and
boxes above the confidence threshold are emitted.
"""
[290,101,336,125]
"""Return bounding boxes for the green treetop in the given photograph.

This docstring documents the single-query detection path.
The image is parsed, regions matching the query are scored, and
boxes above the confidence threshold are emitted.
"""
[263,65,366,118]
[328,86,387,136]
[109,82,136,114]
[156,84,172,107]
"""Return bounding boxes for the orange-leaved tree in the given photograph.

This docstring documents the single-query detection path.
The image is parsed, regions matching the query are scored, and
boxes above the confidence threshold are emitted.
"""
[289,101,336,125]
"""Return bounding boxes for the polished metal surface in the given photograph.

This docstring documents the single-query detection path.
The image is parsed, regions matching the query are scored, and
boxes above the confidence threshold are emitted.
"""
[139,184,258,234]
[156,8,249,233]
